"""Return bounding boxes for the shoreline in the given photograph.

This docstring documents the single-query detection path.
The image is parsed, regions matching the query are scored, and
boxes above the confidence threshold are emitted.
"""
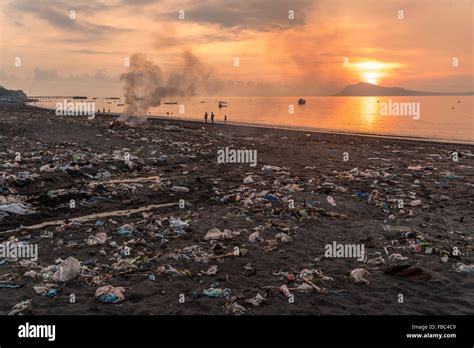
[29,104,474,146]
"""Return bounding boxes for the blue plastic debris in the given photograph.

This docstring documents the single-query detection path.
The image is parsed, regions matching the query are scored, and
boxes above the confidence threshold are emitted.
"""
[45,288,61,297]
[98,293,120,303]
[354,192,369,199]
[264,194,279,201]
[116,224,134,236]
[305,200,319,208]
[202,287,231,298]
[0,283,22,289]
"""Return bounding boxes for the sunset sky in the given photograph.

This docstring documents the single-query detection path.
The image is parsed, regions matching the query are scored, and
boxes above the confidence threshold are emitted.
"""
[0,0,472,96]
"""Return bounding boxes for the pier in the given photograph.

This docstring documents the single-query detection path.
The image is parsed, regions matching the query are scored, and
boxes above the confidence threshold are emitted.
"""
[29,96,88,100]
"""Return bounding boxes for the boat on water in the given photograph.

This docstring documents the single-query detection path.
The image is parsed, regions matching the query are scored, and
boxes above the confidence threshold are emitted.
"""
[298,98,306,105]
[218,101,228,108]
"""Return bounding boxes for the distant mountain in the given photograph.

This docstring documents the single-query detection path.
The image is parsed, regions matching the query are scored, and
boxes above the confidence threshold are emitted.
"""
[334,82,474,96]
[0,86,28,101]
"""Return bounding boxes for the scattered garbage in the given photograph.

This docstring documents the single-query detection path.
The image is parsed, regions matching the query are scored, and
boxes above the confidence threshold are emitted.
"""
[225,302,247,315]
[350,268,370,284]
[454,263,474,273]
[326,196,336,206]
[202,287,231,298]
[275,232,292,243]
[171,186,189,193]
[261,165,281,171]
[204,228,234,241]
[409,199,422,207]
[9,299,32,315]
[244,293,265,306]
[264,193,279,201]
[95,285,125,303]
[156,264,191,277]
[248,231,264,243]
[0,282,23,289]
[33,283,61,297]
[388,253,408,262]
[95,170,112,181]
[53,257,81,282]
[243,176,254,184]
[354,191,369,199]
[0,106,471,316]
[201,265,218,276]
[85,232,107,246]
[116,224,134,236]
[279,284,292,298]
[168,218,189,235]
[366,256,385,265]
[0,202,34,215]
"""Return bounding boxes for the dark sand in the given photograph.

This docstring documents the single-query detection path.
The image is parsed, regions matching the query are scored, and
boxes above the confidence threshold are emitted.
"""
[0,106,472,315]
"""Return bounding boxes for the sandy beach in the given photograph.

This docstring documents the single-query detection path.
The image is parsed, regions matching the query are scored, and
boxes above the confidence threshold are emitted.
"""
[0,105,472,315]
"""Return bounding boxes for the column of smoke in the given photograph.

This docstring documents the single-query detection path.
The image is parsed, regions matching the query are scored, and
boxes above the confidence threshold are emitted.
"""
[119,51,211,126]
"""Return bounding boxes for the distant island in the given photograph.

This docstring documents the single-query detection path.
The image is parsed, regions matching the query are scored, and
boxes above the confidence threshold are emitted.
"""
[334,82,474,96]
[0,86,27,101]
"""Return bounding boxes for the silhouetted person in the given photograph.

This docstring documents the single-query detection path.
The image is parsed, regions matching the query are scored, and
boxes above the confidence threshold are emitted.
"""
[224,114,227,123]
[211,112,215,123]
[204,112,208,123]
[103,107,105,113]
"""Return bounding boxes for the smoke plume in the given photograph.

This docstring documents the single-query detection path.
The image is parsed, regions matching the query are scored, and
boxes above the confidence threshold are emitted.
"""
[119,51,211,125]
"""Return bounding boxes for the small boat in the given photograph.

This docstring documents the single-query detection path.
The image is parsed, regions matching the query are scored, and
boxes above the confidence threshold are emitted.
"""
[218,101,228,108]
[164,102,178,105]
[117,103,124,106]
[298,98,306,105]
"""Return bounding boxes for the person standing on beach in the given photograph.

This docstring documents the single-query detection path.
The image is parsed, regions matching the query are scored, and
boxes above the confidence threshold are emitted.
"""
[224,114,227,123]
[211,112,215,123]
[204,112,208,123]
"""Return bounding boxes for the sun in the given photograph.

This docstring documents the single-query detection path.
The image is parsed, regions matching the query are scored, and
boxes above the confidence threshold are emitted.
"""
[363,72,381,85]
[351,60,401,86]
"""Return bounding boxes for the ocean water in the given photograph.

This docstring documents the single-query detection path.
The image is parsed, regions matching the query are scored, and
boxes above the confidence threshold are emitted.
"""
[32,96,473,143]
